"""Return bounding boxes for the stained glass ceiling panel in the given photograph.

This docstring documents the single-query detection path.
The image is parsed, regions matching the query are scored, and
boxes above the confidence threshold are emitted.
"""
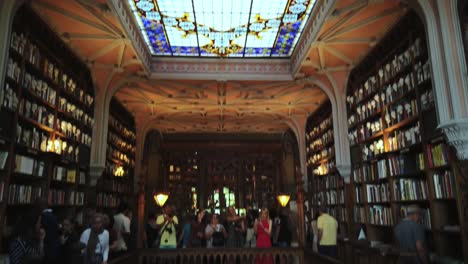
[128,0,317,57]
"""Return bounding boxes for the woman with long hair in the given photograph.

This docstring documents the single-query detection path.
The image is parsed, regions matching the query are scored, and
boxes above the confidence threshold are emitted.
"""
[254,208,272,264]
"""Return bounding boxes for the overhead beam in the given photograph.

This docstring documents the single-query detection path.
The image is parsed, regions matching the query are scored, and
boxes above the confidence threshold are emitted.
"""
[34,0,117,36]
[323,45,353,64]
[76,0,123,36]
[328,6,403,40]
[89,40,122,61]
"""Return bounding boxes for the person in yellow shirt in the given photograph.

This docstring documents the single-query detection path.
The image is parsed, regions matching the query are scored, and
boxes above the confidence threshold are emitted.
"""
[317,206,338,257]
[156,205,179,249]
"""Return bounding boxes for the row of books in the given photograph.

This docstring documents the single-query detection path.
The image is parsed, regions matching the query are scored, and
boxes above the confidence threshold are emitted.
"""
[315,175,343,189]
[96,193,121,208]
[354,206,366,223]
[339,207,348,222]
[366,183,391,203]
[387,122,421,151]
[10,31,94,109]
[382,72,416,104]
[3,83,19,111]
[346,38,424,109]
[420,89,434,111]
[58,96,94,127]
[108,131,136,154]
[427,143,450,168]
[15,155,45,176]
[394,179,429,201]
[48,189,85,206]
[414,60,431,85]
[384,98,418,127]
[362,138,385,161]
[0,181,5,202]
[23,71,57,106]
[354,160,388,183]
[53,166,77,183]
[6,58,21,83]
[307,130,333,153]
[306,116,332,140]
[319,190,345,206]
[355,186,364,204]
[7,184,42,204]
[0,151,9,170]
[108,115,136,141]
[354,118,382,144]
[387,153,425,177]
[369,206,393,226]
[97,179,133,194]
[433,170,456,199]
[107,145,135,166]
[399,205,431,229]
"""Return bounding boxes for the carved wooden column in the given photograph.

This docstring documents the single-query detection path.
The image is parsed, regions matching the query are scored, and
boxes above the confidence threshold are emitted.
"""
[137,174,146,248]
[296,167,306,247]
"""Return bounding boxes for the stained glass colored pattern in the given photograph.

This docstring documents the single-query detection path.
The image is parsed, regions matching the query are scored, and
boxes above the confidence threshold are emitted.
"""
[128,0,317,57]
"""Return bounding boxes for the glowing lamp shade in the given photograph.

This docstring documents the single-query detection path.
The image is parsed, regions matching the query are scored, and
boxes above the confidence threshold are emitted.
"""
[154,192,169,207]
[277,194,291,207]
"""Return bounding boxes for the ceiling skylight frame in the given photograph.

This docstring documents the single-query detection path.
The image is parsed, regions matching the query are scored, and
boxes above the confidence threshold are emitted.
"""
[128,0,317,58]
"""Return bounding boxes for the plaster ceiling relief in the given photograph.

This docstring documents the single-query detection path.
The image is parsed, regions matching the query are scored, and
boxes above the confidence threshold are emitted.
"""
[31,0,144,87]
[300,0,405,75]
[116,80,326,133]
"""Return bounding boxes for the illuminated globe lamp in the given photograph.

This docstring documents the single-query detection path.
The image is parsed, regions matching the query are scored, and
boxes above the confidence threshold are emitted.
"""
[154,191,169,207]
[277,193,291,207]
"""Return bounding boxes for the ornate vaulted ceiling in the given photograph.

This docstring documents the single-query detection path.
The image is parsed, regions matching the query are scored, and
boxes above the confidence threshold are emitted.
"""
[31,0,406,134]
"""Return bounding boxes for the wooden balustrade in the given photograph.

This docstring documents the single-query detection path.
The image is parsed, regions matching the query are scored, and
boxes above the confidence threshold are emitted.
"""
[109,248,304,264]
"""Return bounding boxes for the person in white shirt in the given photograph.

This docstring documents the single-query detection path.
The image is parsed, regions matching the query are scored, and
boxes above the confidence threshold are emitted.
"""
[80,213,109,264]
[205,214,227,248]
[113,202,131,253]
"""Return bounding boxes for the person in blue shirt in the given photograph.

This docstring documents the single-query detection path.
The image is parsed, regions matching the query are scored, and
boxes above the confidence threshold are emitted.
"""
[394,205,428,264]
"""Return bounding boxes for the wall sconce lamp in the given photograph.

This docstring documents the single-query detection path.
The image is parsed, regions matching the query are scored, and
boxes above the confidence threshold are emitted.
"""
[154,192,169,207]
[277,193,291,207]
[114,166,125,177]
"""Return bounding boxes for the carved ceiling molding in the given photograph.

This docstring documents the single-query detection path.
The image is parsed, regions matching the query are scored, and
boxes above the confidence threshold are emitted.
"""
[149,58,293,80]
[108,0,151,73]
[291,0,336,75]
[439,119,468,160]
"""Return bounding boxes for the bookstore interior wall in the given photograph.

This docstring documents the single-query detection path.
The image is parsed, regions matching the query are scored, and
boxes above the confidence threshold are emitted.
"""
[333,10,464,262]
[0,6,137,251]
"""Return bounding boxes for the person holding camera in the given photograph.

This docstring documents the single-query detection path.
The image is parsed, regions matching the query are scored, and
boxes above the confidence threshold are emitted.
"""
[205,214,228,248]
[156,205,178,249]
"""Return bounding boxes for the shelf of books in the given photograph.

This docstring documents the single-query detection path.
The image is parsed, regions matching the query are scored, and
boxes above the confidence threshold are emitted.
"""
[0,5,95,250]
[165,155,200,212]
[98,98,136,210]
[306,100,348,236]
[345,11,464,261]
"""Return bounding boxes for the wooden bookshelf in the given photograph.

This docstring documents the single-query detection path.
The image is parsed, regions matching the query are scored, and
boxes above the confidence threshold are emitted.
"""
[0,5,94,251]
[345,11,464,261]
[307,100,349,236]
[97,98,136,211]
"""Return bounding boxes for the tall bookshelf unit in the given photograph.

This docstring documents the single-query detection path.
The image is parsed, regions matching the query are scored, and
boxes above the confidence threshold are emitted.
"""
[96,98,136,211]
[346,11,464,261]
[307,101,348,236]
[164,152,200,213]
[0,6,94,250]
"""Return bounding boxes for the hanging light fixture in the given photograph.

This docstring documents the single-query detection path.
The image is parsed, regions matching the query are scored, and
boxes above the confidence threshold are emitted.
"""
[153,191,169,207]
[277,193,291,207]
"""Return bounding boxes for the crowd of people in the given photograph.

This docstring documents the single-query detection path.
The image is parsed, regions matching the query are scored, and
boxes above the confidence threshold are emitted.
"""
[144,205,293,251]
[7,199,136,264]
[6,199,298,264]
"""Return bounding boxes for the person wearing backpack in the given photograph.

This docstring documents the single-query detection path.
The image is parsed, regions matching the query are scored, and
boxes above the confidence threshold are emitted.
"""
[205,214,227,248]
